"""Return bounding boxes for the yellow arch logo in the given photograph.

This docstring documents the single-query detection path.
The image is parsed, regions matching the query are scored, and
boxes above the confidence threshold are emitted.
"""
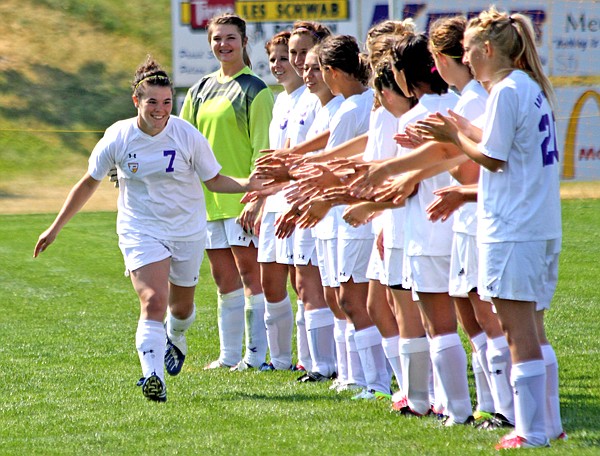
[563,90,600,179]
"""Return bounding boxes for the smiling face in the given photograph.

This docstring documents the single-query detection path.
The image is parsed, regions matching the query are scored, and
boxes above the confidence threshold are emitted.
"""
[269,44,298,90]
[303,50,327,95]
[134,85,172,136]
[210,23,246,68]
[289,33,316,76]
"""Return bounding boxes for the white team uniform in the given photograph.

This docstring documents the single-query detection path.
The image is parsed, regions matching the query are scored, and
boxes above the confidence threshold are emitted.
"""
[362,107,400,285]
[88,115,221,286]
[273,87,321,264]
[477,70,562,304]
[258,85,305,264]
[325,89,374,285]
[296,95,344,275]
[447,80,488,297]
[401,91,460,293]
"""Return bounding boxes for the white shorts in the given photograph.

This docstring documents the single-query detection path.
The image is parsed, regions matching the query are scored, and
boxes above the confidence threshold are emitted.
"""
[449,233,479,298]
[258,212,277,263]
[294,226,318,266]
[478,239,561,306]
[118,232,205,287]
[536,239,561,311]
[206,218,257,249]
[366,240,386,284]
[384,246,406,288]
[316,238,339,288]
[257,212,295,264]
[408,255,451,294]
[338,238,371,284]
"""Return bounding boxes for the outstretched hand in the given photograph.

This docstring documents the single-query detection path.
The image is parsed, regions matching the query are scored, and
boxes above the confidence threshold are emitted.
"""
[425,185,467,222]
[342,202,380,227]
[297,199,332,229]
[370,174,419,205]
[394,123,427,149]
[348,161,390,199]
[415,110,470,144]
[34,228,57,258]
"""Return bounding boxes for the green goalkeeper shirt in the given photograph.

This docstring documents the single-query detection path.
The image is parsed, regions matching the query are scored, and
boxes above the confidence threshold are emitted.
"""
[180,66,274,221]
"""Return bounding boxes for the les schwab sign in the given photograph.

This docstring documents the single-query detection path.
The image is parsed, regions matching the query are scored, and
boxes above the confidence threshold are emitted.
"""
[179,0,349,29]
[236,1,349,22]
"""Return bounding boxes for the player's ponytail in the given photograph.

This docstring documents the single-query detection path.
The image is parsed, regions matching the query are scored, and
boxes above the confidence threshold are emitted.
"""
[467,8,555,106]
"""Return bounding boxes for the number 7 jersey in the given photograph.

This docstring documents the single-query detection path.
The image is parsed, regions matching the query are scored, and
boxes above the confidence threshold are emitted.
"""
[88,116,222,241]
[477,70,561,244]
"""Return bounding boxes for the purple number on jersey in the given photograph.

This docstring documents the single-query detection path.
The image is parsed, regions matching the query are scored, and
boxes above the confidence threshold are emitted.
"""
[539,114,559,166]
[164,150,176,172]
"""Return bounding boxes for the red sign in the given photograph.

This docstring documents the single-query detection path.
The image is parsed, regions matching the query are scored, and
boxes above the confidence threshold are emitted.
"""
[191,0,235,29]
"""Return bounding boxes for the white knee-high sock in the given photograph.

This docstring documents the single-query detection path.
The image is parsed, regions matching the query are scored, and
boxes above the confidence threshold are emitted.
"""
[431,359,445,416]
[487,336,514,424]
[399,337,431,415]
[333,318,348,383]
[471,332,495,413]
[136,319,166,380]
[296,301,312,371]
[354,325,391,394]
[264,295,293,370]
[217,288,245,367]
[541,344,564,439]
[244,293,267,367]
[382,335,403,393]
[166,304,196,355]
[512,360,548,446]
[430,333,472,424]
[346,323,366,388]
[305,308,336,377]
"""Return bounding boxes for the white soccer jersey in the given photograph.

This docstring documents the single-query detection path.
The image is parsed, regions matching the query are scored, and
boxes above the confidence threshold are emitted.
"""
[478,70,561,243]
[362,107,399,162]
[268,91,290,151]
[362,107,399,236]
[451,80,488,236]
[88,116,221,241]
[305,95,343,140]
[287,86,321,147]
[325,89,374,240]
[308,95,347,241]
[402,91,460,255]
[264,85,305,213]
[381,92,459,250]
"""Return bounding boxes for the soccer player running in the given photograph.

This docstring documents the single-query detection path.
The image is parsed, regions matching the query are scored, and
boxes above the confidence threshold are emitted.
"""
[179,13,274,371]
[33,57,262,402]
[417,8,564,449]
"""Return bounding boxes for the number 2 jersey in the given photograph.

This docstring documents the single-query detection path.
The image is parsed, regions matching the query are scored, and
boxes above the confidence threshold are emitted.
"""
[478,69,561,243]
[88,116,222,241]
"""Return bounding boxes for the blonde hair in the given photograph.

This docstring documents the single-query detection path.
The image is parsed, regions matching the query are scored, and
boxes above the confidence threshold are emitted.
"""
[467,7,555,106]
[365,19,415,53]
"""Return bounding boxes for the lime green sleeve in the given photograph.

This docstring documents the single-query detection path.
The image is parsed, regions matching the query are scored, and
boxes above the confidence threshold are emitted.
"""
[249,87,274,169]
[179,88,195,123]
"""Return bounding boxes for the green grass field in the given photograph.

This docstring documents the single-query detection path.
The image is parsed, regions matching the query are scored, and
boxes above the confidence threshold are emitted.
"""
[0,200,598,455]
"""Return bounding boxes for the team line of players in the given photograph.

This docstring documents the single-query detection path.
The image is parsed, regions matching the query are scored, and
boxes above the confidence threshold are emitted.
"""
[35,8,566,451]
